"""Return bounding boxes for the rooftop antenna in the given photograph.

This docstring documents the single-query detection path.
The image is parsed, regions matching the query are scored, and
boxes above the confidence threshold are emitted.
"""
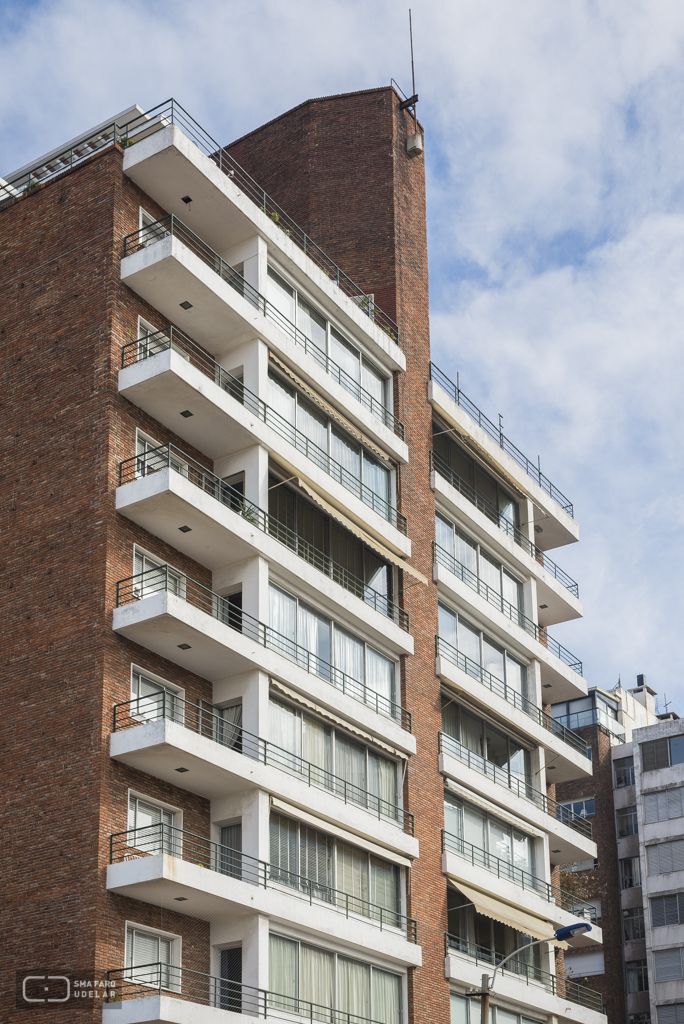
[401,10,422,157]
[662,693,672,714]
[409,9,417,134]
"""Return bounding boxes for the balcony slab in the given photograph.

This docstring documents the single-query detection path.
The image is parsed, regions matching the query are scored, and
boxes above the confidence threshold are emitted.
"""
[103,997,255,1024]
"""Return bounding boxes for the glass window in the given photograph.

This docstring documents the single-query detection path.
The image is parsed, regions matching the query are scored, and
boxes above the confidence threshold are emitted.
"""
[620,856,641,888]
[363,452,390,505]
[126,926,175,989]
[331,328,361,384]
[269,934,298,1008]
[626,959,649,992]
[267,268,295,324]
[361,360,386,408]
[655,949,683,983]
[671,736,684,767]
[644,788,684,823]
[623,906,645,940]
[436,514,455,557]
[651,894,684,929]
[614,756,634,787]
[617,806,638,838]
[451,993,470,1024]
[297,295,327,351]
[297,397,328,452]
[561,798,595,819]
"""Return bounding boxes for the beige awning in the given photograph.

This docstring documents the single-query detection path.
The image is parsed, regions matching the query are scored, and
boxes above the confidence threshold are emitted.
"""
[452,881,556,943]
[297,478,428,586]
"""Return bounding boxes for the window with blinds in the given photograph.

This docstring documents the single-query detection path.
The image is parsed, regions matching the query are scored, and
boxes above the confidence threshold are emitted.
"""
[652,893,684,928]
[643,736,684,773]
[645,789,684,823]
[659,1006,684,1024]
[648,841,684,875]
[125,926,176,989]
[655,947,684,983]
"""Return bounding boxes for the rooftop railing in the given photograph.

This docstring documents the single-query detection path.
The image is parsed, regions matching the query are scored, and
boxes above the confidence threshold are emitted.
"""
[1,98,399,343]
[441,830,597,919]
[430,363,573,517]
[438,732,592,839]
[430,451,579,599]
[433,545,582,675]
[115,565,410,729]
[113,688,413,835]
[110,822,416,940]
[120,442,409,632]
[435,635,588,759]
[552,707,626,740]
[443,934,603,1013]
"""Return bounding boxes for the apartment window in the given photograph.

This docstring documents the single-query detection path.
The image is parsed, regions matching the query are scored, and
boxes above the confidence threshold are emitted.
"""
[652,894,684,928]
[551,692,622,735]
[135,430,187,479]
[623,907,645,940]
[447,889,542,975]
[642,736,684,772]
[655,948,684,983]
[432,426,519,529]
[560,798,595,820]
[565,858,599,872]
[444,792,536,881]
[268,933,401,1024]
[438,603,528,700]
[620,856,642,889]
[435,513,524,614]
[125,925,177,989]
[659,1008,684,1024]
[648,840,684,875]
[644,788,684,823]
[631,1016,651,1024]
[130,669,180,721]
[128,795,175,854]
[219,946,242,1012]
[441,696,532,786]
[626,959,649,992]
[268,582,396,708]
[615,756,635,787]
[617,806,639,837]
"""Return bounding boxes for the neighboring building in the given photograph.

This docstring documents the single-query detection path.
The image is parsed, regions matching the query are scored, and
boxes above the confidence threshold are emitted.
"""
[1,91,605,1024]
[554,681,659,1024]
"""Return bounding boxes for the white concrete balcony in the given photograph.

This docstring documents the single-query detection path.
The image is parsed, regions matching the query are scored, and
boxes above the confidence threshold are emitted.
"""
[429,366,578,549]
[109,710,418,859]
[435,639,590,782]
[438,737,597,866]
[445,943,606,1024]
[116,447,412,652]
[432,458,582,630]
[107,825,420,965]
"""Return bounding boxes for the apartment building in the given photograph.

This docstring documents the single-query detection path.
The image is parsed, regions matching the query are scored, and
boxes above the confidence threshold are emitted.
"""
[1,90,605,1024]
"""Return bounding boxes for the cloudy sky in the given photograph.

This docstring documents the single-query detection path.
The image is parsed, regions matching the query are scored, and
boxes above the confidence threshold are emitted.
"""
[2,0,683,711]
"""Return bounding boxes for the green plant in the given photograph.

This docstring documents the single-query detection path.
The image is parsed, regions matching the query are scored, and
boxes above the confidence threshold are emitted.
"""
[23,180,40,196]
[239,503,259,526]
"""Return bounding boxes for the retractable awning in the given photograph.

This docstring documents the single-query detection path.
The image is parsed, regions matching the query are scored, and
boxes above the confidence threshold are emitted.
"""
[451,881,559,944]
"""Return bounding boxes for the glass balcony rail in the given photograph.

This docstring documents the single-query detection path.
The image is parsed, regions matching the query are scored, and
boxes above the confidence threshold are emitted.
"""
[432,545,582,675]
[1,98,399,344]
[115,565,410,730]
[122,320,405,440]
[120,442,409,633]
[553,708,625,740]
[429,451,579,599]
[106,961,394,1022]
[437,732,592,840]
[440,830,597,919]
[429,363,573,518]
[435,636,588,759]
[110,822,417,940]
[113,688,413,834]
[443,934,603,1013]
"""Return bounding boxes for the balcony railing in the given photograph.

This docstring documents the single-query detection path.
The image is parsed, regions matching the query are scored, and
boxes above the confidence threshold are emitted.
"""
[553,708,625,740]
[430,451,579,598]
[113,688,414,834]
[110,822,416,940]
[120,442,408,632]
[438,732,592,839]
[1,98,398,344]
[435,636,588,759]
[430,363,574,518]
[444,934,603,1013]
[106,962,394,1022]
[115,564,410,729]
[441,830,596,919]
[433,546,582,675]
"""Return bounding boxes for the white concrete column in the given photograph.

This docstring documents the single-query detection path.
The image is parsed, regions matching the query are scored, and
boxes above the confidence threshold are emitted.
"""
[521,497,537,547]
[254,913,271,992]
[214,443,268,511]
[523,575,538,626]
[528,658,543,708]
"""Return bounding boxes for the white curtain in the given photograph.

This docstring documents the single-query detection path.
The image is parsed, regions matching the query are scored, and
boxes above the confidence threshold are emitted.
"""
[444,793,463,839]
[219,703,242,749]
[460,709,484,757]
[457,618,482,667]
[479,551,502,594]
[369,753,397,813]
[337,842,369,912]
[438,604,458,649]
[512,829,534,876]
[267,372,296,427]
[363,453,389,505]
[269,699,301,756]
[365,648,394,705]
[463,803,486,851]
[502,570,522,613]
[301,945,334,1021]
[370,858,397,918]
[336,957,370,1022]
[482,638,505,683]
[331,328,361,383]
[361,360,386,408]
[435,514,455,557]
[298,602,331,673]
[334,627,364,684]
[297,296,327,352]
[335,736,366,797]
[454,529,477,574]
[372,968,401,1024]
[302,714,332,776]
[269,584,297,654]
[331,428,361,480]
[269,934,298,1006]
[297,398,328,453]
[504,655,525,697]
[267,267,296,323]
[489,818,512,866]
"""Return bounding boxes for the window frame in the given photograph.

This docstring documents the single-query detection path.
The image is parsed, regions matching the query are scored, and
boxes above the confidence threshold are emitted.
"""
[435,511,525,614]
[437,600,529,697]
[125,921,181,992]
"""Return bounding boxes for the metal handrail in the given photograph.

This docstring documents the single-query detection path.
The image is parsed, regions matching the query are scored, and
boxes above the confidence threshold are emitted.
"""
[443,934,603,1012]
[1,98,399,344]
[106,961,393,1021]
[433,545,582,675]
[115,565,410,729]
[435,635,588,758]
[110,822,416,939]
[553,707,625,740]
[438,732,592,839]
[430,451,579,598]
[112,689,414,834]
[430,363,573,518]
[440,830,596,918]
[120,442,408,632]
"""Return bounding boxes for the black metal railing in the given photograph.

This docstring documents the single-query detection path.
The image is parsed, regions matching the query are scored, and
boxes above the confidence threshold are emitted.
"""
[115,565,410,729]
[435,635,588,758]
[429,451,579,599]
[438,732,592,839]
[110,822,416,939]
[113,688,414,835]
[120,443,408,632]
[553,708,625,740]
[432,546,582,675]
[106,962,395,1021]
[443,935,603,1012]
[430,363,573,517]
[1,98,399,344]
[441,830,596,918]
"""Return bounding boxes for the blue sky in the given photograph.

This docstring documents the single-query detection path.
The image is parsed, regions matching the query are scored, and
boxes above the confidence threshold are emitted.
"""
[2,0,683,711]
